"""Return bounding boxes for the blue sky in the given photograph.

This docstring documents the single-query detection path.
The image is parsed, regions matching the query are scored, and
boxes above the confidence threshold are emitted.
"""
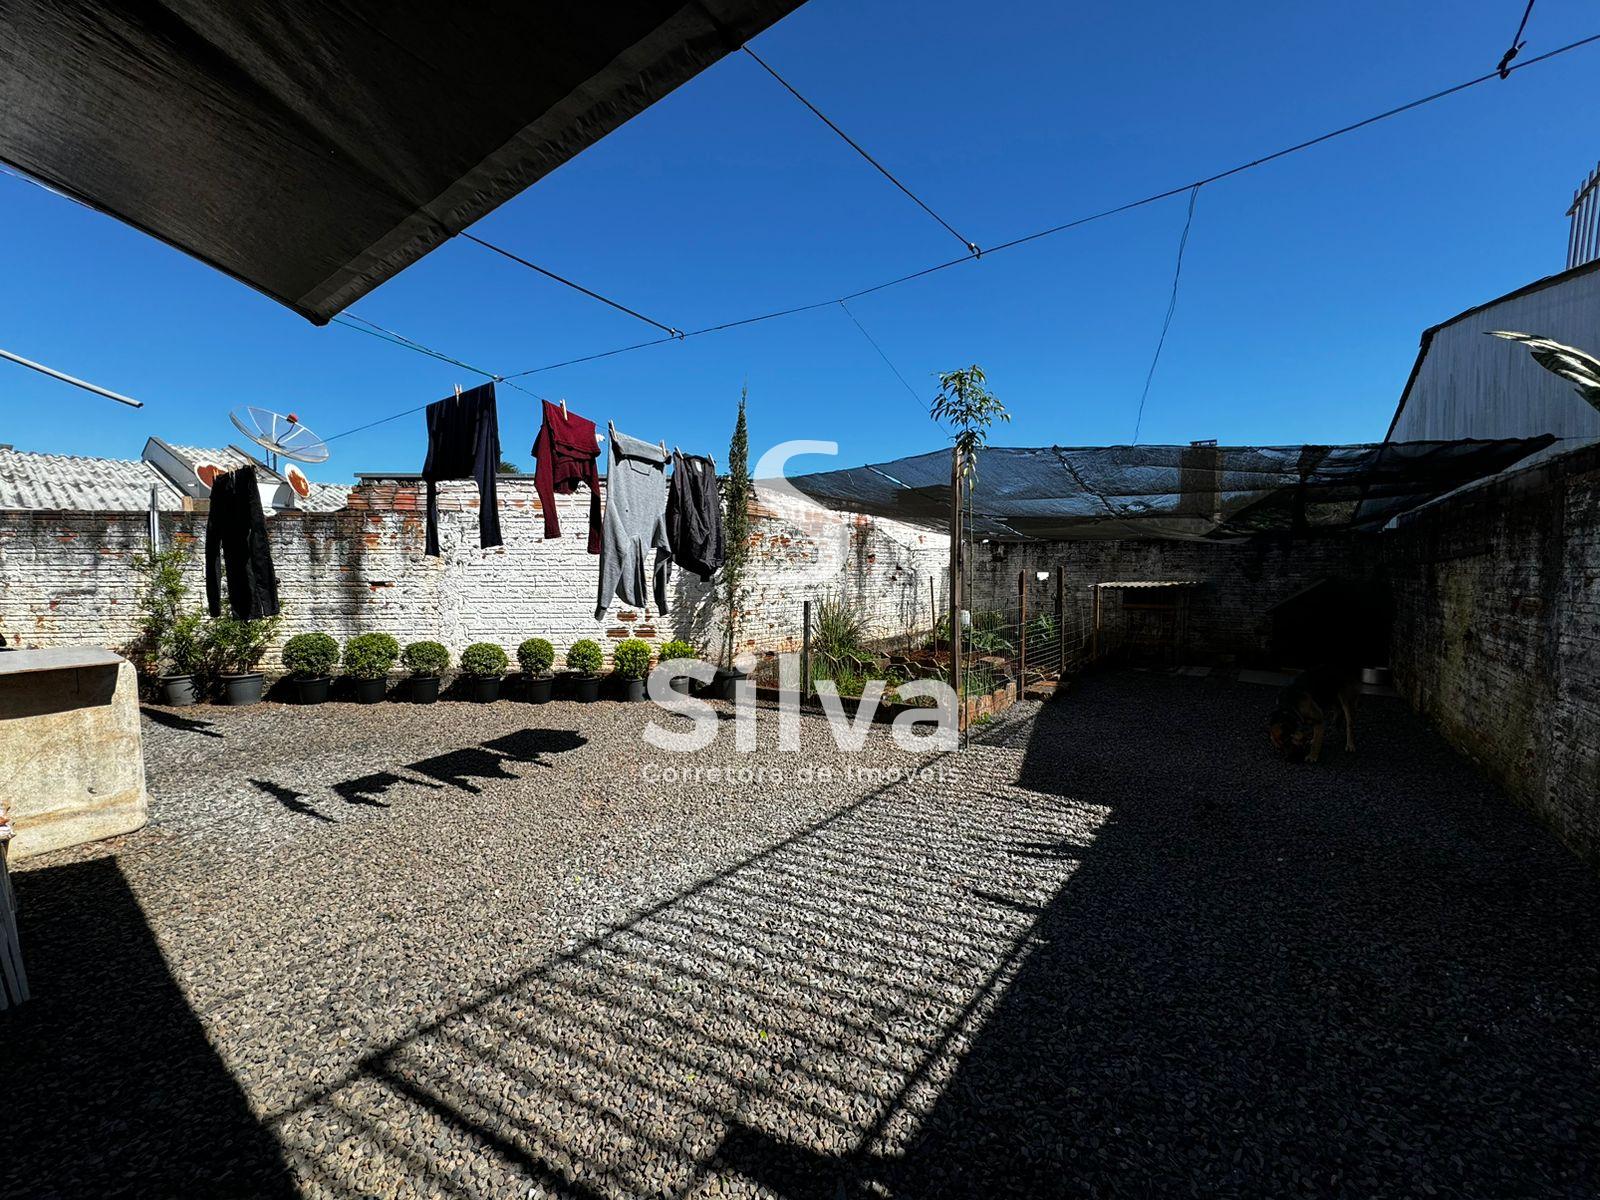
[2,0,1597,484]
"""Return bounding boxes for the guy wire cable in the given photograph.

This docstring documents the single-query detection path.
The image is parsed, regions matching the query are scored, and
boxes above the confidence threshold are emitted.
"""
[741,44,980,257]
[459,233,683,337]
[1132,185,1201,444]
[501,30,1600,381]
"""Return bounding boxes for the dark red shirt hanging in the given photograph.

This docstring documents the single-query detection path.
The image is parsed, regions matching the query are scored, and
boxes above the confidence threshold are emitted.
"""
[531,399,602,554]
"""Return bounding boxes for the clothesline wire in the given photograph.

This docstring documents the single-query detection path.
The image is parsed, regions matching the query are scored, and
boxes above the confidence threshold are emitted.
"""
[459,233,683,338]
[836,299,930,417]
[740,44,979,256]
[5,31,1597,443]
[324,313,545,444]
[1132,185,1201,445]
[491,30,1599,382]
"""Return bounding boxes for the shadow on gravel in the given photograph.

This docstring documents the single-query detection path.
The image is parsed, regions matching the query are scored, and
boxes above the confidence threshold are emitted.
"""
[332,770,441,808]
[408,728,586,793]
[140,705,223,738]
[250,777,336,823]
[0,857,295,1198]
[880,672,1600,1197]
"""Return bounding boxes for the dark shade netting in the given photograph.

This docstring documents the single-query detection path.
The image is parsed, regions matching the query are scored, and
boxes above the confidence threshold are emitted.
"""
[0,1,803,323]
[785,439,1557,541]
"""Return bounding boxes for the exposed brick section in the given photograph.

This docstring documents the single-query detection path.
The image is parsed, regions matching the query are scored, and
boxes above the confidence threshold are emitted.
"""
[1385,443,1600,866]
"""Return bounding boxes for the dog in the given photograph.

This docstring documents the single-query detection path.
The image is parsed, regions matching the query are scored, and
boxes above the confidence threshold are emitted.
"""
[1268,666,1359,763]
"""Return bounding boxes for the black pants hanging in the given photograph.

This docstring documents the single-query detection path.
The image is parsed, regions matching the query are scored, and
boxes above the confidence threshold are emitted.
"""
[422,383,503,556]
[206,466,280,619]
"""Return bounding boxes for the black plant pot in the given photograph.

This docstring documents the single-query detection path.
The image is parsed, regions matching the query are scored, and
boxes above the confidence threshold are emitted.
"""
[524,673,554,704]
[669,676,692,695]
[158,673,198,706]
[469,676,501,703]
[572,674,601,703]
[411,674,440,704]
[294,676,331,705]
[352,676,387,704]
[619,677,646,702]
[221,672,263,706]
[711,666,751,701]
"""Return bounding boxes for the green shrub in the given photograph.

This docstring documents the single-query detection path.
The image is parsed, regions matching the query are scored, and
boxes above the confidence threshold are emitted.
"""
[201,614,282,676]
[369,632,401,661]
[517,637,555,675]
[403,640,450,676]
[282,631,339,678]
[612,638,652,679]
[659,638,698,662]
[166,610,207,676]
[129,541,200,676]
[343,632,399,680]
[459,642,508,678]
[566,638,604,677]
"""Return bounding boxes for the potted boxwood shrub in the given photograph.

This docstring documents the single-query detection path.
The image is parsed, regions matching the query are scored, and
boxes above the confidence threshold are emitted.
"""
[130,542,204,705]
[403,640,450,703]
[460,642,508,702]
[612,638,652,702]
[517,637,555,704]
[157,610,207,706]
[658,638,699,695]
[567,638,604,703]
[343,632,398,703]
[282,631,339,704]
[204,613,282,706]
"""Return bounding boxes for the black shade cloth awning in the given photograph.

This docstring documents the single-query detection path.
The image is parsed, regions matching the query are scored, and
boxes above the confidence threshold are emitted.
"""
[0,1,804,323]
[784,439,1557,542]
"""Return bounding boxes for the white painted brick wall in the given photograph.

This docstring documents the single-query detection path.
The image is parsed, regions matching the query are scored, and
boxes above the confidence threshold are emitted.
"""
[0,477,950,671]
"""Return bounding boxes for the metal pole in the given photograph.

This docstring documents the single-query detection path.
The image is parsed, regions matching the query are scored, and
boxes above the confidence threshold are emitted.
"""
[949,444,963,725]
[801,599,812,698]
[1055,565,1066,678]
[0,345,144,408]
[1017,568,1027,693]
[1092,585,1101,663]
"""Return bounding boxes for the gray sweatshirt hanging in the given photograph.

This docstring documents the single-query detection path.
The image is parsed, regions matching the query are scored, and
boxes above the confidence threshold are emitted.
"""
[595,426,672,619]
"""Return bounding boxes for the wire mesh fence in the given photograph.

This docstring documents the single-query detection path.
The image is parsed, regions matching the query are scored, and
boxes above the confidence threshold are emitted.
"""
[738,566,1101,725]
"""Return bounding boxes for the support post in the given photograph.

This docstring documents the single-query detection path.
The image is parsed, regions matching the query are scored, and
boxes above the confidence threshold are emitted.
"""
[1017,569,1027,692]
[1092,585,1102,663]
[949,445,963,723]
[801,599,812,698]
[1055,565,1066,678]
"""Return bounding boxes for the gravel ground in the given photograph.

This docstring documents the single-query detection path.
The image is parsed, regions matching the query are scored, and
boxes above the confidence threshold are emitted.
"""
[2,671,1598,1199]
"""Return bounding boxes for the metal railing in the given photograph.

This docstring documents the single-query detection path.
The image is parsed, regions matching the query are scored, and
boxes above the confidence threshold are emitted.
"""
[1568,160,1600,270]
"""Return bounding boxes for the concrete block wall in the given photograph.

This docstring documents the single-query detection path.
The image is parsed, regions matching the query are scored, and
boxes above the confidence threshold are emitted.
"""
[966,535,1371,665]
[1385,442,1600,866]
[0,477,949,672]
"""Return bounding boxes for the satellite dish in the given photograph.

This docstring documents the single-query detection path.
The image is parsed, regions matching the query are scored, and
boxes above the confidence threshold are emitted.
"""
[194,461,224,488]
[285,463,312,500]
[229,405,331,467]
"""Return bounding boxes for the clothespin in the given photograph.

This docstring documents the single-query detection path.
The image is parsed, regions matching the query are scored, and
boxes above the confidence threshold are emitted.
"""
[659,439,668,457]
[560,398,568,419]
[453,383,462,401]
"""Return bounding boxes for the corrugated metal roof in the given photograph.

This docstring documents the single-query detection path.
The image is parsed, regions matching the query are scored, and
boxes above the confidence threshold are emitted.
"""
[0,446,185,511]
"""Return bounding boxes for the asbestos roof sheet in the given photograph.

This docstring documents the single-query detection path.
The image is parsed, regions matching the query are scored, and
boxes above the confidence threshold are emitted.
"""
[0,446,184,512]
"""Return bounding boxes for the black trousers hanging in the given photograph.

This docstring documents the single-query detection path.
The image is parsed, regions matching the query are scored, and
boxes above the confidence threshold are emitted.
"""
[205,466,280,619]
[421,383,503,556]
